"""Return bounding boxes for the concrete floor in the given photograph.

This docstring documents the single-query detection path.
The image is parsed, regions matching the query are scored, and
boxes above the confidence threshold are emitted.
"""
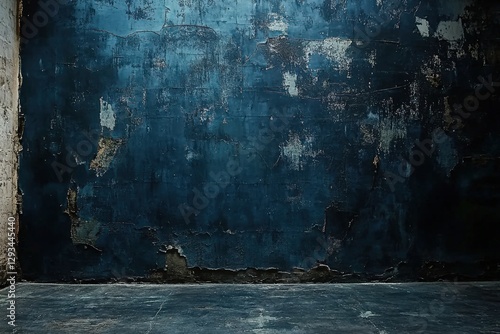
[0,282,499,333]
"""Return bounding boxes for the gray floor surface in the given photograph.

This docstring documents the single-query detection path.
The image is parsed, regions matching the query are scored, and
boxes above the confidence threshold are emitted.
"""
[0,282,499,333]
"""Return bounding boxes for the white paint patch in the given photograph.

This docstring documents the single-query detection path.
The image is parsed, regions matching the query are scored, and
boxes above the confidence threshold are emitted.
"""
[281,134,322,171]
[268,13,288,34]
[415,17,430,37]
[283,72,299,97]
[99,98,116,130]
[360,311,378,318]
[432,18,467,57]
[379,118,407,154]
[434,19,464,51]
[368,50,376,67]
[305,37,352,72]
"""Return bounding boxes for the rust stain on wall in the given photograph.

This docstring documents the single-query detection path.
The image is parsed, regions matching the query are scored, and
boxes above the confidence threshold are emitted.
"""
[90,137,123,177]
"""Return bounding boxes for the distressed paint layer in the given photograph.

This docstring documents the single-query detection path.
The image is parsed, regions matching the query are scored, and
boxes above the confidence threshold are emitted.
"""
[435,19,465,42]
[90,137,123,177]
[415,17,430,37]
[281,134,321,171]
[99,98,116,131]
[283,72,298,97]
[305,37,352,72]
[65,188,101,248]
[18,0,500,282]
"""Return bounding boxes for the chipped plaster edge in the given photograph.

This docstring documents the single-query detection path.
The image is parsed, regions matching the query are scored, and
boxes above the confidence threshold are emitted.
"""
[0,0,21,286]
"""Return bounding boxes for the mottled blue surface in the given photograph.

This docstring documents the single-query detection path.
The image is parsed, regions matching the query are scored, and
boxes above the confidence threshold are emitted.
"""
[19,0,500,280]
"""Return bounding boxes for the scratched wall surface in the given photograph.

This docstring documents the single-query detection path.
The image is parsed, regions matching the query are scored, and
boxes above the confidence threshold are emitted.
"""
[19,0,500,282]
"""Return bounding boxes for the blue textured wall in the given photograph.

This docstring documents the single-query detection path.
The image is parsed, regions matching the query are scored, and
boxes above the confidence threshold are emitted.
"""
[19,0,500,281]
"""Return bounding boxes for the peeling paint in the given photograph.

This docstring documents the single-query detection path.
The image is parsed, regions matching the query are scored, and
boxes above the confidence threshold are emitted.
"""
[360,311,377,319]
[368,50,376,67]
[379,118,406,154]
[162,246,193,282]
[280,133,322,171]
[65,188,101,249]
[305,37,352,72]
[197,107,215,123]
[267,13,288,34]
[325,92,347,116]
[434,19,465,52]
[90,137,123,177]
[99,98,116,131]
[435,19,465,42]
[283,72,298,97]
[415,17,430,37]
[19,0,500,283]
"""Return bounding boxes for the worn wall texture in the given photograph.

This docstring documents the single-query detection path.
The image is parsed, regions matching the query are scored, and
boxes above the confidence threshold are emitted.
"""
[0,0,20,286]
[19,0,500,282]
